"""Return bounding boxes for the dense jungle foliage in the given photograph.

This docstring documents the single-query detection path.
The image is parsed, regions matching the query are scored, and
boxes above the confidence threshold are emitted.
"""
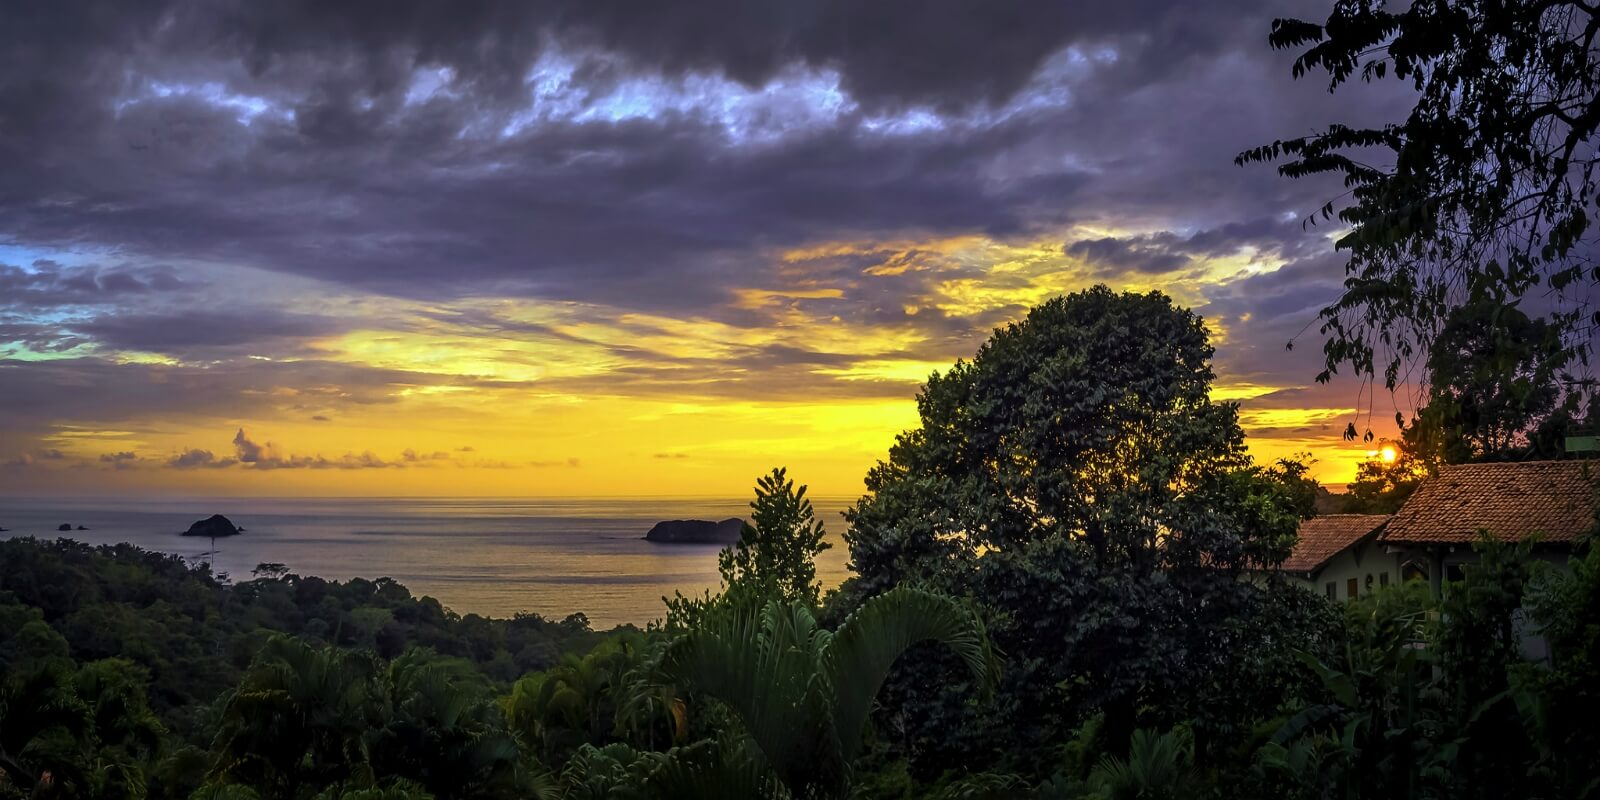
[10,0,1600,795]
[3,286,1598,799]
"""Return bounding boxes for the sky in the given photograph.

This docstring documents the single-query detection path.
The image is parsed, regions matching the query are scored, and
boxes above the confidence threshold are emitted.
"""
[0,0,1418,497]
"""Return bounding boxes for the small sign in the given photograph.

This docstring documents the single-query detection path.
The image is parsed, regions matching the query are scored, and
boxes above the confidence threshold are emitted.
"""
[1566,436,1598,453]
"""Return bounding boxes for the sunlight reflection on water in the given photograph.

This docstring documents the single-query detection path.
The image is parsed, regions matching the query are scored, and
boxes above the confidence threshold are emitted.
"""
[0,496,855,628]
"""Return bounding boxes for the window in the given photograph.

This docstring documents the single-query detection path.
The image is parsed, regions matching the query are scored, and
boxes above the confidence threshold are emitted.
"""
[1347,578,1359,599]
[1325,582,1336,600]
[1379,572,1389,587]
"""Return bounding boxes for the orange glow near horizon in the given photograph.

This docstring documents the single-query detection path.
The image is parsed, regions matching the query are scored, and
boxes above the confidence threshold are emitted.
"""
[2,230,1392,498]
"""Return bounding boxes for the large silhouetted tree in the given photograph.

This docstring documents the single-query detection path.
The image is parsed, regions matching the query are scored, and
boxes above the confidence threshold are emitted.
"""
[842,286,1321,768]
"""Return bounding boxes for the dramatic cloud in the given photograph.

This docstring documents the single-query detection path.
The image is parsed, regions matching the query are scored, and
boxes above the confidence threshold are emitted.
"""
[0,260,190,308]
[2,449,69,468]
[72,311,343,357]
[228,428,422,470]
[99,451,142,470]
[0,0,1419,494]
[168,448,236,470]
[158,430,460,472]
[1065,237,1192,275]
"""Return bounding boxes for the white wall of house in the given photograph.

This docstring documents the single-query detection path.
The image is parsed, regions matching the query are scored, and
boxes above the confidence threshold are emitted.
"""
[1289,537,1404,602]
[1278,540,1577,609]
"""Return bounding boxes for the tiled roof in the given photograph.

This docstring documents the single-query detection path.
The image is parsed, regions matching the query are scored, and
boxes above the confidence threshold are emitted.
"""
[1380,460,1600,545]
[1281,514,1390,573]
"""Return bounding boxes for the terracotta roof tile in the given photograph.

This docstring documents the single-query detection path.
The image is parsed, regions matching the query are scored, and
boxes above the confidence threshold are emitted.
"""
[1281,514,1390,573]
[1380,460,1600,546]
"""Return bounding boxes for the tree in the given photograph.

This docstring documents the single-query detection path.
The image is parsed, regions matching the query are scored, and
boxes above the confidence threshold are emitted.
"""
[1527,541,1600,795]
[721,468,830,609]
[1260,455,1325,520]
[1239,0,1600,415]
[368,651,528,799]
[251,564,290,581]
[664,468,831,627]
[842,287,1307,768]
[502,636,652,764]
[70,659,166,799]
[846,287,1271,591]
[1342,300,1582,511]
[638,587,997,799]
[1085,728,1197,800]
[0,661,91,799]
[0,650,164,800]
[1340,440,1435,514]
[1253,537,1579,800]
[207,637,386,797]
[1422,300,1577,460]
[207,638,542,800]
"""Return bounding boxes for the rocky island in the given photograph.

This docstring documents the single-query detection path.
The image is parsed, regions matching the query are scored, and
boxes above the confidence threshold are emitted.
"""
[183,514,243,538]
[643,517,744,544]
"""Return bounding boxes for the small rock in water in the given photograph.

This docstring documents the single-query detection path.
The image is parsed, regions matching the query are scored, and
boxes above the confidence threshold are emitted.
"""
[76,525,89,530]
[183,514,243,538]
[57,523,72,532]
[643,517,745,544]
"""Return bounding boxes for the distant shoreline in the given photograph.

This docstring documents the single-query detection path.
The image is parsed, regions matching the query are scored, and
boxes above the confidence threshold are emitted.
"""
[0,495,855,627]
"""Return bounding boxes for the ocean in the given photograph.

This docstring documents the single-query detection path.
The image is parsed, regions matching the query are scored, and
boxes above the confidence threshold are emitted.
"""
[0,496,856,628]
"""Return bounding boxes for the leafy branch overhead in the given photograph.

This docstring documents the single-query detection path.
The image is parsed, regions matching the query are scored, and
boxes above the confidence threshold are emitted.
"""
[1239,0,1600,399]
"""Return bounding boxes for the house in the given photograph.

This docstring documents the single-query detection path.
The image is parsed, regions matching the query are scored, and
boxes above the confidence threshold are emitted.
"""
[1279,514,1394,601]
[1378,460,1599,596]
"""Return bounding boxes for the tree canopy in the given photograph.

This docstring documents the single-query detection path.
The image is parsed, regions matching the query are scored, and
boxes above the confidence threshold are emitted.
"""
[1240,0,1600,406]
[846,286,1284,590]
[665,467,831,627]
[719,468,830,609]
[1421,299,1580,460]
[842,286,1323,769]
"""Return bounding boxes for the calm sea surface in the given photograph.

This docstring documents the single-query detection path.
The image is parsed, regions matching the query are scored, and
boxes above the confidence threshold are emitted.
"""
[0,496,856,628]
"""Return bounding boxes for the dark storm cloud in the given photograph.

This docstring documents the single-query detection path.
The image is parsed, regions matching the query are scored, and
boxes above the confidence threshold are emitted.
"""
[1176,218,1320,260]
[1065,236,1192,275]
[0,357,539,433]
[1,448,69,468]
[0,260,190,308]
[168,448,235,469]
[2,0,1266,128]
[0,0,1405,309]
[230,426,399,470]
[1063,217,1335,291]
[1066,217,1323,275]
[0,0,1426,468]
[96,450,148,470]
[0,323,86,356]
[1197,250,1351,384]
[163,429,455,471]
[72,310,343,355]
[2,108,1091,307]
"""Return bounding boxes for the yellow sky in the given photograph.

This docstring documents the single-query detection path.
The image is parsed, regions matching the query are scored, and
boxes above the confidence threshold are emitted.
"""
[4,229,1397,497]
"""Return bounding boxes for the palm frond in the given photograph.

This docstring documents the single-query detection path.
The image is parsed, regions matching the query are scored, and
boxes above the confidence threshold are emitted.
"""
[826,586,999,763]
